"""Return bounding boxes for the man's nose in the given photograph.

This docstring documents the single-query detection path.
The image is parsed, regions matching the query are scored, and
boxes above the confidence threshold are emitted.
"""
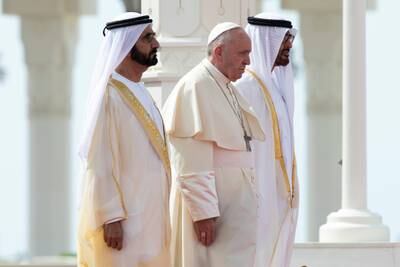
[244,54,250,65]
[286,40,293,49]
[152,38,160,49]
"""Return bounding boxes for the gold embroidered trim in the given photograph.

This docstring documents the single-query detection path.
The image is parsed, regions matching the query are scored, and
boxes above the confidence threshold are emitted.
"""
[246,69,296,206]
[110,78,172,180]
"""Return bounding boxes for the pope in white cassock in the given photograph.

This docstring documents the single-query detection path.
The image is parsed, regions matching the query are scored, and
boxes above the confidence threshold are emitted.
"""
[163,23,266,267]
[77,12,171,267]
[235,13,299,267]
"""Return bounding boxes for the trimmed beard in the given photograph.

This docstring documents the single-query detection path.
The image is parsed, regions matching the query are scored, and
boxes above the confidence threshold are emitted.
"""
[130,46,158,67]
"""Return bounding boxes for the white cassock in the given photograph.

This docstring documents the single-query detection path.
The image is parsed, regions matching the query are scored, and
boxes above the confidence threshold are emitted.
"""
[163,59,266,267]
[234,13,299,267]
[78,72,171,267]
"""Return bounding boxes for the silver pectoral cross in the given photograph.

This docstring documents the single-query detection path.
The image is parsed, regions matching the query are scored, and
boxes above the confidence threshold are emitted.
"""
[244,134,252,152]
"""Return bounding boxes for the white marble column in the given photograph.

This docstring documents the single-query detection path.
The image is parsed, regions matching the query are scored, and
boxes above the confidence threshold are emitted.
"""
[3,0,95,256]
[319,0,389,242]
[141,0,256,106]
[282,0,343,241]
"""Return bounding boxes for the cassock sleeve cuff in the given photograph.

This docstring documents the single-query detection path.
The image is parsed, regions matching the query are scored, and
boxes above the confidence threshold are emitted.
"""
[95,195,127,226]
[178,172,220,222]
[104,217,125,225]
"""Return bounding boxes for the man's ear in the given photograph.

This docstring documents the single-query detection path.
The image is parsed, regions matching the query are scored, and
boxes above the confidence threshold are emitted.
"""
[214,45,223,62]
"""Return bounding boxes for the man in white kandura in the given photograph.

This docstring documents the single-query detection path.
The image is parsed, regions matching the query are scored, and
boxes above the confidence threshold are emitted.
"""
[235,13,299,267]
[163,23,266,267]
[77,12,171,267]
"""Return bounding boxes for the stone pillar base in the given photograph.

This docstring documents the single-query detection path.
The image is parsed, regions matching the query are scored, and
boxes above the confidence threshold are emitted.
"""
[319,209,390,242]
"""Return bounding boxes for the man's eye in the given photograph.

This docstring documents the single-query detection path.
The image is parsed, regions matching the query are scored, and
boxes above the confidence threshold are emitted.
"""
[144,34,155,42]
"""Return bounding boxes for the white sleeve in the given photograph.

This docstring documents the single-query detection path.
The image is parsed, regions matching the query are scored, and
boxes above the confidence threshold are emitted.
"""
[168,136,220,222]
[178,172,220,222]
[83,87,127,230]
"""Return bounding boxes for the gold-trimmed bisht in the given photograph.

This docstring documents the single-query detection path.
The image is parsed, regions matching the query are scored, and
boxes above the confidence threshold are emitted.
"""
[109,78,172,183]
[246,69,296,208]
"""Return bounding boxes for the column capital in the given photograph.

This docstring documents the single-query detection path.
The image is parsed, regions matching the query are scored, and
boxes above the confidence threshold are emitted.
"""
[2,0,96,16]
[2,0,94,116]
